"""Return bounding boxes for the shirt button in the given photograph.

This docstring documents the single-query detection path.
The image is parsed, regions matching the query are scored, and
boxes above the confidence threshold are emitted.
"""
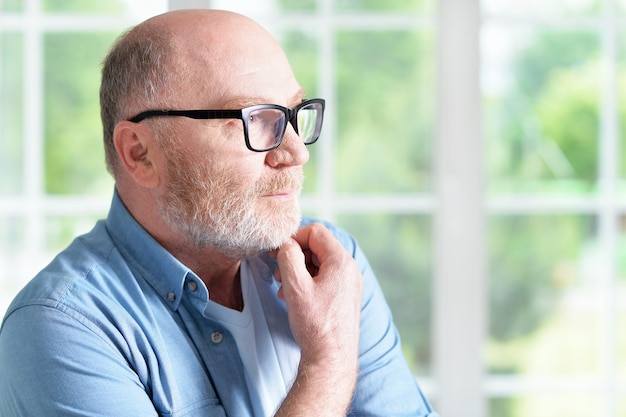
[167,292,176,302]
[187,280,198,292]
[211,331,223,344]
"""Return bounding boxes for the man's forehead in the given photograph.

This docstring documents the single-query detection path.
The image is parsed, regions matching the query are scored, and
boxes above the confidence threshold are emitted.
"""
[220,88,307,108]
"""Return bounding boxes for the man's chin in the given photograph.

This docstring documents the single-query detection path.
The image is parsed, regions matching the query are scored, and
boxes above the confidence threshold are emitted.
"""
[217,224,299,260]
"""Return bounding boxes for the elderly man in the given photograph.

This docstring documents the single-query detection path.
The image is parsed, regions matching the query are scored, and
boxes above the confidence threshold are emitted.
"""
[0,9,437,417]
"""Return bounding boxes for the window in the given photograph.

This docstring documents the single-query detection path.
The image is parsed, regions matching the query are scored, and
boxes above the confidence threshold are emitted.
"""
[483,1,626,416]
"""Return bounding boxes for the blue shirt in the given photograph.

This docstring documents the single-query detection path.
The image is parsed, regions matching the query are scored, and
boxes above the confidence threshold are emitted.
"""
[0,191,438,417]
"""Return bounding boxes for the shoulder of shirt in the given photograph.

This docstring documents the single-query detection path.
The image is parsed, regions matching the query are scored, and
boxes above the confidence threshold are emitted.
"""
[2,220,119,320]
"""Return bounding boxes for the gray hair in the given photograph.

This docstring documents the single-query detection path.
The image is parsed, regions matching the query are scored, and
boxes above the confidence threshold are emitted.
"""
[99,23,177,176]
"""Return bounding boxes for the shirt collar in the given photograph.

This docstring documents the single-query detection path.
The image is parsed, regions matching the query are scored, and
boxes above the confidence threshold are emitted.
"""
[105,189,191,311]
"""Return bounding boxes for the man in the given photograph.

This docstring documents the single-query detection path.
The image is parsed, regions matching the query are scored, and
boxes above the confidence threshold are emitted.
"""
[0,9,437,417]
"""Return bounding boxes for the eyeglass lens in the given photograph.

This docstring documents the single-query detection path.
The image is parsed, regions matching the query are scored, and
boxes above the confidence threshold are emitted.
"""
[247,102,322,151]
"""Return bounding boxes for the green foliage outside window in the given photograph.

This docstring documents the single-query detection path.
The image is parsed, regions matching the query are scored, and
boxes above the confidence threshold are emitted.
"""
[338,214,433,374]
[335,30,435,193]
[44,32,116,195]
[43,0,125,14]
[334,0,431,12]
[278,0,433,12]
[0,0,22,12]
[0,33,23,195]
[486,31,601,193]
[488,215,591,345]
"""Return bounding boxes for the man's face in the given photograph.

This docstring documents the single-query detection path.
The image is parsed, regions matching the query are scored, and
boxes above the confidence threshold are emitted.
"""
[156,127,305,259]
[151,22,310,258]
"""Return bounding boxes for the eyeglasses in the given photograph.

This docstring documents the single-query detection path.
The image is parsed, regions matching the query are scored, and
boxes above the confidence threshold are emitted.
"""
[128,98,325,152]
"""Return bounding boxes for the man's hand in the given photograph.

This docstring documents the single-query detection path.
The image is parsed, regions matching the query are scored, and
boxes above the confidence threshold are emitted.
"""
[272,223,363,416]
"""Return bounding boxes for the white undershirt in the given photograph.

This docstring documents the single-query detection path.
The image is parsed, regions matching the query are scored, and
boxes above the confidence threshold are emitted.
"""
[203,260,300,416]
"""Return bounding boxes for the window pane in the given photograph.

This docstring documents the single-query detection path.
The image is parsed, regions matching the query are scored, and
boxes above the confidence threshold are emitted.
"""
[42,0,166,18]
[43,32,116,195]
[278,0,317,12]
[337,213,433,376]
[618,216,626,382]
[335,0,434,13]
[489,394,599,417]
[618,31,626,186]
[0,32,23,194]
[482,0,600,16]
[487,215,599,376]
[483,25,601,194]
[1,0,22,12]
[43,0,128,14]
[335,30,434,193]
[620,397,626,417]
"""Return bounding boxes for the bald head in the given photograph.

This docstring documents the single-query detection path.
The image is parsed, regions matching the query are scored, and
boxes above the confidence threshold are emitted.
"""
[145,9,274,50]
[100,9,298,176]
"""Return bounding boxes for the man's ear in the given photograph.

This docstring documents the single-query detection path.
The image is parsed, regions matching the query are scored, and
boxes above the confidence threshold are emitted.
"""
[113,121,161,188]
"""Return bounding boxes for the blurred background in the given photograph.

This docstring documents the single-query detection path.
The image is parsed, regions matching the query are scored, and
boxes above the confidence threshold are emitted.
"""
[2,0,626,416]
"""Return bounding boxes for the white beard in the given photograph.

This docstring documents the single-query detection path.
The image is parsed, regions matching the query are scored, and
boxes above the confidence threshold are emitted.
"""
[157,140,303,259]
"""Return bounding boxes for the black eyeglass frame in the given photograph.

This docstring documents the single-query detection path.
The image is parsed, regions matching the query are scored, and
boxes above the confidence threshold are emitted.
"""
[127,98,325,152]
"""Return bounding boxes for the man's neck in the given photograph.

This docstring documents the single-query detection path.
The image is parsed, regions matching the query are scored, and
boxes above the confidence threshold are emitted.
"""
[206,266,244,311]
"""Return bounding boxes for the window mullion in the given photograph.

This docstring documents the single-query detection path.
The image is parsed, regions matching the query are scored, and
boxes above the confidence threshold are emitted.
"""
[434,0,485,415]
[598,1,620,416]
[23,0,45,256]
